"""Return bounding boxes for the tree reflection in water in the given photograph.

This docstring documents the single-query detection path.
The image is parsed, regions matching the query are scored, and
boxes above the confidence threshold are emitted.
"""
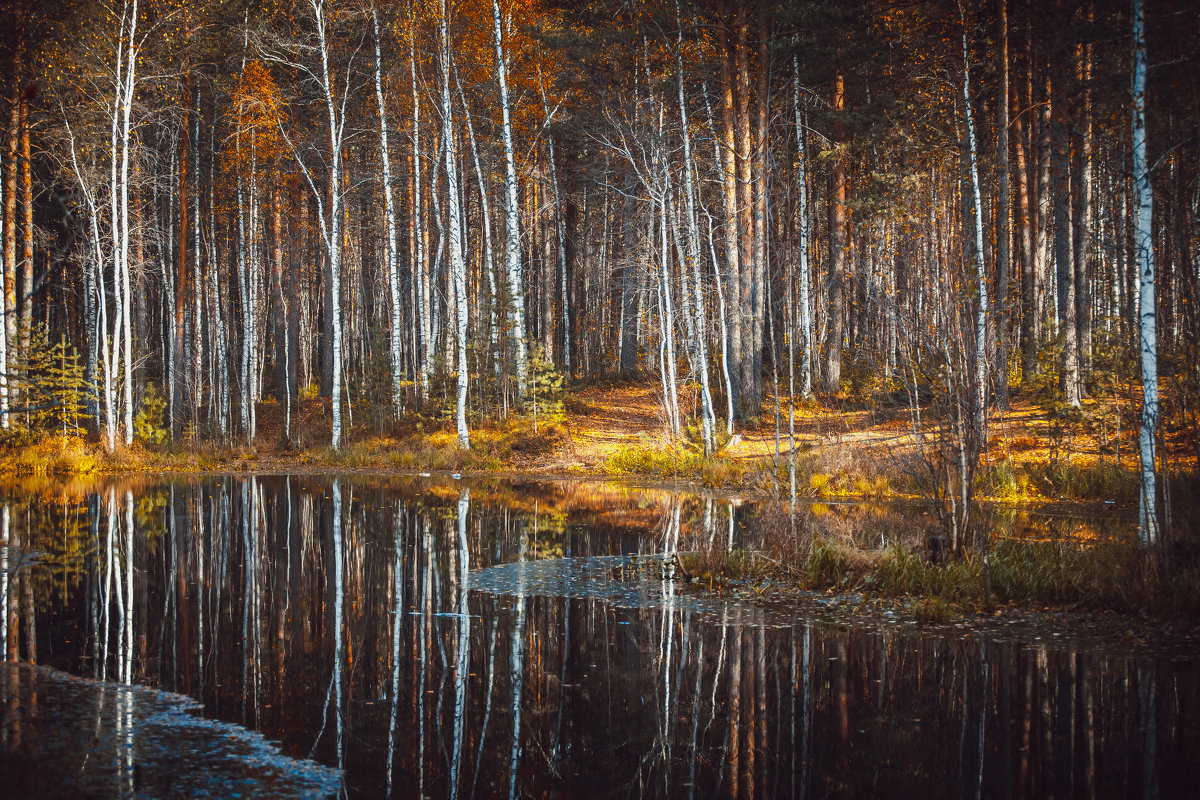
[0,475,1197,798]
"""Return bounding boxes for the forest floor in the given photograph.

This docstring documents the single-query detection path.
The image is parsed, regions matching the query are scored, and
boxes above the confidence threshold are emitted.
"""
[8,374,1193,509]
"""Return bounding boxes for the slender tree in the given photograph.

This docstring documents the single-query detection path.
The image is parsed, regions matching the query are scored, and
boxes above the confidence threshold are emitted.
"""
[1131,0,1159,547]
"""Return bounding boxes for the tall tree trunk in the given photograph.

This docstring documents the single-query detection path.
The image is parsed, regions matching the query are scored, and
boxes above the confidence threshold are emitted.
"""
[175,82,190,436]
[995,0,1011,410]
[617,169,639,374]
[824,73,847,394]
[456,66,499,389]
[441,0,470,449]
[1013,82,1037,382]
[793,55,814,399]
[291,0,346,449]
[373,5,403,416]
[1035,70,1052,344]
[117,2,138,447]
[1072,30,1094,391]
[19,90,32,363]
[492,0,528,400]
[750,10,770,407]
[538,71,571,378]
[1131,0,1159,547]
[734,1,757,416]
[409,22,430,401]
[2,72,19,428]
[188,85,202,430]
[270,180,289,434]
[675,8,716,453]
[1050,57,1080,406]
[718,17,743,409]
[960,1,990,449]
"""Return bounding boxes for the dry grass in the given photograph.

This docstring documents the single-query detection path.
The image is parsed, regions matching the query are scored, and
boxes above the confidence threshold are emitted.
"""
[680,503,1200,620]
[0,377,1184,508]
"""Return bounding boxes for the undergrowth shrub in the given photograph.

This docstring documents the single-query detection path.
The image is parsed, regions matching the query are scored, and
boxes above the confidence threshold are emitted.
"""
[134,384,169,446]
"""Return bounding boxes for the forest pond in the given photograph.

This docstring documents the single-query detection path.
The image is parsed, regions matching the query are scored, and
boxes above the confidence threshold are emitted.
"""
[0,474,1197,798]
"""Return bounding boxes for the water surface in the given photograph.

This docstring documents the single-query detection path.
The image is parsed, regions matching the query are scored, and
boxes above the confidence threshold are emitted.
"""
[0,475,1195,798]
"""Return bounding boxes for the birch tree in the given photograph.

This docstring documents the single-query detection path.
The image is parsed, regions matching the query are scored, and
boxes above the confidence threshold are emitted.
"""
[268,0,349,449]
[441,0,470,449]
[994,0,1011,410]
[792,54,813,399]
[1131,0,1160,547]
[409,15,430,400]
[674,2,716,453]
[114,0,140,447]
[492,0,528,401]
[959,1,989,447]
[372,5,403,416]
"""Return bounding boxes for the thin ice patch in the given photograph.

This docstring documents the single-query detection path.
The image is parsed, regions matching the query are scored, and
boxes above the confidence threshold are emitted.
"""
[0,663,342,798]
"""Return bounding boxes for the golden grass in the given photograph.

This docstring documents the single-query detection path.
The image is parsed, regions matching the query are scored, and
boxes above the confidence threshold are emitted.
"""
[0,378,1182,507]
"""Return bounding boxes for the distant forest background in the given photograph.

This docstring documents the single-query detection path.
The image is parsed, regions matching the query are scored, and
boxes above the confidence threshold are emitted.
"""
[0,0,1195,474]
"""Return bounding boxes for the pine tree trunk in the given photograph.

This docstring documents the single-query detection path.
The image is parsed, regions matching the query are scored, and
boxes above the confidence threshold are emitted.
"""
[718,18,742,408]
[2,74,19,428]
[734,2,756,416]
[1013,84,1037,382]
[995,0,1011,410]
[1035,70,1053,344]
[750,10,770,409]
[825,73,847,394]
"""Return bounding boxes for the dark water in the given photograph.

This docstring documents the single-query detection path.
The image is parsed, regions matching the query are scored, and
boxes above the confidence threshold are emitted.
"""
[0,475,1196,798]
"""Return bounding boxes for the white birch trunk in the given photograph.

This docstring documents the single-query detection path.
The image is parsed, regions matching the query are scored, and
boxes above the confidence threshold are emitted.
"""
[409,32,431,400]
[674,17,716,454]
[118,0,138,447]
[705,208,735,435]
[373,6,404,416]
[64,117,111,445]
[102,4,130,451]
[658,193,680,437]
[285,0,346,450]
[1132,0,1160,546]
[442,0,470,449]
[960,4,989,444]
[702,84,736,434]
[492,0,529,400]
[792,56,814,398]
[191,89,203,424]
[237,179,249,437]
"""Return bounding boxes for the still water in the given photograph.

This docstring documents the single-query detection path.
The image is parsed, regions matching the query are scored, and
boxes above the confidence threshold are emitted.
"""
[0,474,1196,798]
